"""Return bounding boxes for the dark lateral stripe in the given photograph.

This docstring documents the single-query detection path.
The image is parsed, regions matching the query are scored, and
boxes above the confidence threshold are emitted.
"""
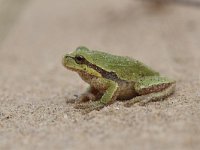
[70,56,119,81]
[86,61,119,80]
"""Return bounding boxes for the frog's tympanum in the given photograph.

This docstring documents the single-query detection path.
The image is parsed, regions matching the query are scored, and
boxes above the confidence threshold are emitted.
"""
[62,47,176,113]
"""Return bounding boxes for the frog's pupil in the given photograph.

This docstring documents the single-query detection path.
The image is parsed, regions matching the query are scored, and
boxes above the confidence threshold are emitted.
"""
[75,55,85,64]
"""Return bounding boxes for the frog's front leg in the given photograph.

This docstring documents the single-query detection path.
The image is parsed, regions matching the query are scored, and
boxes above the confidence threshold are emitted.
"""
[124,76,176,107]
[75,79,119,113]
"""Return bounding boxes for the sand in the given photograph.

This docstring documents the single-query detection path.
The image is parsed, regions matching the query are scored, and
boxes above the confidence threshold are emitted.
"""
[0,0,200,150]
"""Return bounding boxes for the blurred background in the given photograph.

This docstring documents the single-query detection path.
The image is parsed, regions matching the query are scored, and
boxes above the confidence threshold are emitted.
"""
[0,0,200,150]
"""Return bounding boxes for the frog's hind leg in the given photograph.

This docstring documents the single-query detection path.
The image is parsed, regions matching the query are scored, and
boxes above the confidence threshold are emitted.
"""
[124,76,176,107]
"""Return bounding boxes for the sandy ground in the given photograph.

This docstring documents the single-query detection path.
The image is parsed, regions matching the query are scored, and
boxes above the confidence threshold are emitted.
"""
[0,0,200,150]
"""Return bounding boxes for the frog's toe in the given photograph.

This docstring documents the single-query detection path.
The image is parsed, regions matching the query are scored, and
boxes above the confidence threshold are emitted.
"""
[74,102,90,109]
[124,98,141,107]
[74,101,104,111]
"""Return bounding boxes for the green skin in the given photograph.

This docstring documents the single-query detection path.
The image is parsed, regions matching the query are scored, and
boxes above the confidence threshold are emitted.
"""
[62,47,176,113]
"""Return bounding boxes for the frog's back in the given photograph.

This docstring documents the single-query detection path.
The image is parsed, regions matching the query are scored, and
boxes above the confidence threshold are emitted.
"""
[74,47,159,81]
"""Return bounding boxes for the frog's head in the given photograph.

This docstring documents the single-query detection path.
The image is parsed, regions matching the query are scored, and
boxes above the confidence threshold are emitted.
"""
[62,46,101,77]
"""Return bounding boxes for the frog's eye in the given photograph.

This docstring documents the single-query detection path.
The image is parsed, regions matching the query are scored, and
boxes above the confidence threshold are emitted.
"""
[75,55,85,64]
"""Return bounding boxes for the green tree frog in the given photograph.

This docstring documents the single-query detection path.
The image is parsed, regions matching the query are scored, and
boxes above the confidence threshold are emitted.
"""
[62,47,176,113]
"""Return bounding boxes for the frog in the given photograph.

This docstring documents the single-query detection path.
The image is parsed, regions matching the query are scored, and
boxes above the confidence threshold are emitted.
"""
[62,46,176,113]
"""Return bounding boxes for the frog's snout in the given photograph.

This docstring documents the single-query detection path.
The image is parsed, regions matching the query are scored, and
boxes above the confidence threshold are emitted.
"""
[62,54,74,67]
[62,55,68,67]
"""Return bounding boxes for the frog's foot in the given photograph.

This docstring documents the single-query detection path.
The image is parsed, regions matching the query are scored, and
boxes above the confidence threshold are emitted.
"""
[75,79,118,113]
[124,95,156,107]
[124,96,143,107]
[74,101,105,114]
[124,83,176,107]
[66,93,96,104]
